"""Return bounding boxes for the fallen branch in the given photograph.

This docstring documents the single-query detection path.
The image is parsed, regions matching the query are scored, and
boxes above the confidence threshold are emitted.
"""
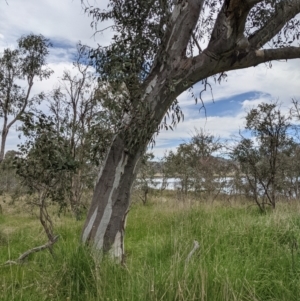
[1,235,59,266]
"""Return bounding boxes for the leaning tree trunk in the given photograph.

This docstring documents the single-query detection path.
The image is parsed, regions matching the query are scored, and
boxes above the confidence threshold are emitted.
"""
[82,0,300,262]
[81,135,143,262]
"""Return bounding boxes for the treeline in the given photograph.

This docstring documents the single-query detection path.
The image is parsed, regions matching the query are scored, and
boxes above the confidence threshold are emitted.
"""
[137,102,300,212]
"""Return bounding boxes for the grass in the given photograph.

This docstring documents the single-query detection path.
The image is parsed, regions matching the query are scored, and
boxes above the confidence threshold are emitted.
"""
[1,195,300,300]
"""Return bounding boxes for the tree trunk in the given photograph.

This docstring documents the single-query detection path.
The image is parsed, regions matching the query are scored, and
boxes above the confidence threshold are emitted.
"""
[69,171,84,220]
[81,135,142,262]
[0,135,6,163]
[0,119,8,163]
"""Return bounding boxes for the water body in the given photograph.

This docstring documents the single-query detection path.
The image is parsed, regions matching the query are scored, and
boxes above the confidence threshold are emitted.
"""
[149,177,237,193]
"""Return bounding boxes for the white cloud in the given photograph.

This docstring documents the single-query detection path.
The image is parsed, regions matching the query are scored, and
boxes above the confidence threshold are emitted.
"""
[0,0,112,48]
[29,61,74,96]
[153,90,299,158]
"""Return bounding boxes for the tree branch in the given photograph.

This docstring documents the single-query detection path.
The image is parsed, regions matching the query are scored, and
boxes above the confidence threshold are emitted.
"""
[174,44,300,98]
[167,0,204,55]
[249,0,300,49]
[153,0,204,70]
[229,46,300,70]
[141,0,205,111]
[1,235,59,266]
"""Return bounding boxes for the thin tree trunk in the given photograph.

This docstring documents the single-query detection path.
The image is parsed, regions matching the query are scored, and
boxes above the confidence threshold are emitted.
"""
[70,171,84,220]
[0,118,8,163]
[0,78,33,163]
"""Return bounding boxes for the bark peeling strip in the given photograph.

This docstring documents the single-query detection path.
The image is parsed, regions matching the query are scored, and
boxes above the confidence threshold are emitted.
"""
[255,50,264,57]
[94,153,129,250]
[145,75,158,96]
[171,4,181,22]
[82,206,98,243]
[132,154,142,176]
[166,25,177,51]
[109,230,123,261]
[226,23,233,39]
[95,136,115,184]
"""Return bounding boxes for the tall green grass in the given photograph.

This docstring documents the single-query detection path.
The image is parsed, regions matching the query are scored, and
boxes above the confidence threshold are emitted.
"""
[1,198,300,300]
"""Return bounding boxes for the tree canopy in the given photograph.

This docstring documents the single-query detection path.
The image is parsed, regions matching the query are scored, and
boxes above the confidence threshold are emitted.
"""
[0,34,52,162]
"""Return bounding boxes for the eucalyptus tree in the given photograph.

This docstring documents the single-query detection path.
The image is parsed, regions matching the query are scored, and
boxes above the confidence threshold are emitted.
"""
[163,129,226,199]
[81,0,300,261]
[0,34,52,162]
[187,129,227,199]
[232,102,292,211]
[164,144,194,196]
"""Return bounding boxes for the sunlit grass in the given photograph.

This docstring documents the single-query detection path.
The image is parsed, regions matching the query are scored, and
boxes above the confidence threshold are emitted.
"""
[1,195,300,300]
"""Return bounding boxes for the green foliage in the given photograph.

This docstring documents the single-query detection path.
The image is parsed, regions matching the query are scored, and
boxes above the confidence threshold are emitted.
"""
[245,102,291,148]
[17,34,52,79]
[85,0,171,83]
[82,0,183,150]
[16,113,77,204]
[80,0,300,152]
[0,34,52,161]
[232,102,295,210]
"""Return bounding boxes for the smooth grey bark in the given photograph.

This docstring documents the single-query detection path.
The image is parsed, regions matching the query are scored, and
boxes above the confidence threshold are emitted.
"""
[0,118,8,163]
[82,0,300,261]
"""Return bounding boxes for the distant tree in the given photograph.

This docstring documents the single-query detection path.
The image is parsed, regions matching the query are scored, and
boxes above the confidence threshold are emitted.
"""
[277,139,300,199]
[284,99,300,198]
[0,34,52,162]
[232,102,292,211]
[133,152,157,204]
[164,144,193,198]
[188,129,228,200]
[164,129,227,200]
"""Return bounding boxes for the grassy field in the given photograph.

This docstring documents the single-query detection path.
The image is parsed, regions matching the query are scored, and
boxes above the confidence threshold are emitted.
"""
[1,195,300,300]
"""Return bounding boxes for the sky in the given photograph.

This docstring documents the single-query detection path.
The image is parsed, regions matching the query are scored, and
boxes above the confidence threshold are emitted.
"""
[0,0,300,159]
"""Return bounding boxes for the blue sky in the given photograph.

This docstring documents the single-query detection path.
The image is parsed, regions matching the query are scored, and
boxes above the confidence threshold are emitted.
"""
[0,0,300,158]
